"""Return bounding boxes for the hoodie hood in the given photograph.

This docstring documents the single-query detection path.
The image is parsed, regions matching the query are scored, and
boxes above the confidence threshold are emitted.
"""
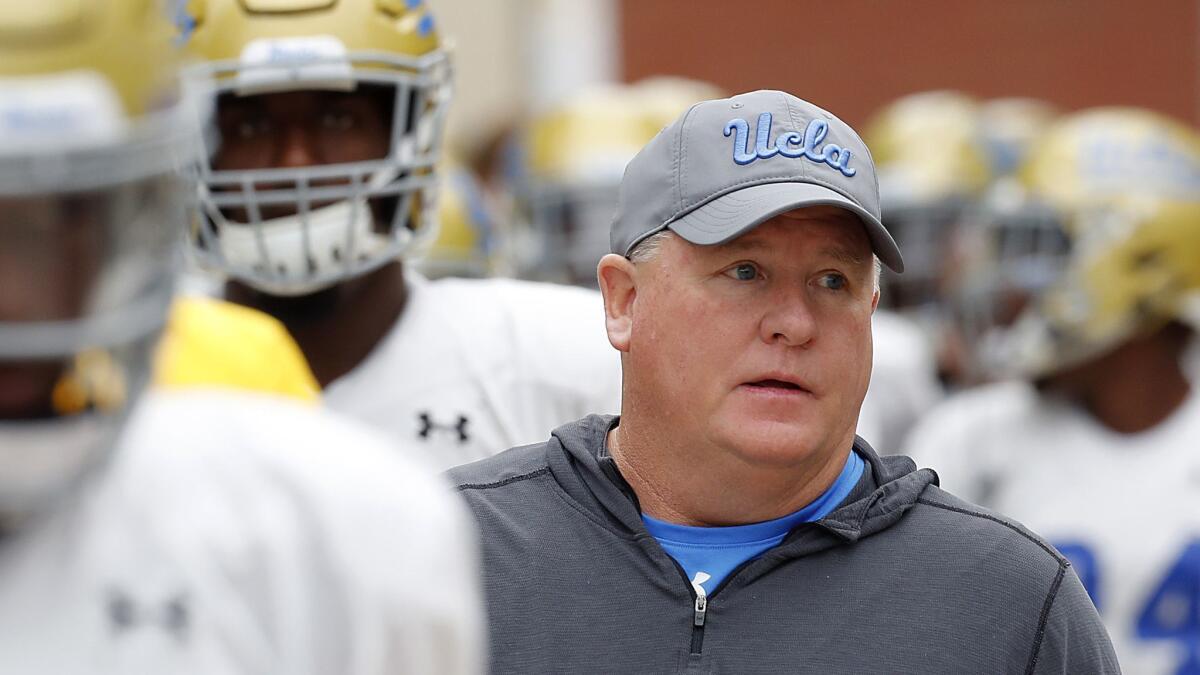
[545,414,939,561]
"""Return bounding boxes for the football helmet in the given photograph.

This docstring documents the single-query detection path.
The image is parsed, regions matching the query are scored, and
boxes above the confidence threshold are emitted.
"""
[977,108,1200,378]
[978,98,1059,177]
[865,91,992,313]
[0,0,198,519]
[510,78,722,286]
[179,0,452,295]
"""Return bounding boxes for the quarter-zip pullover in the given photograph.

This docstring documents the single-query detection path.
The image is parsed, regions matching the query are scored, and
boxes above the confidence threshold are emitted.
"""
[448,415,1119,674]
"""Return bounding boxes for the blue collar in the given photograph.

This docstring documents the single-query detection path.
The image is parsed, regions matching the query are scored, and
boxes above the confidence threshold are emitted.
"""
[643,450,865,544]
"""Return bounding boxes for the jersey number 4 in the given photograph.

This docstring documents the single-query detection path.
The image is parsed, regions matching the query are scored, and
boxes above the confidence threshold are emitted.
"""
[1057,540,1200,675]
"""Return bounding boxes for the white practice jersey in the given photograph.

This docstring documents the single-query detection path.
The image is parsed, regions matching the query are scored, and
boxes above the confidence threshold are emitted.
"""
[907,380,1200,675]
[324,273,622,471]
[857,309,942,454]
[0,391,483,675]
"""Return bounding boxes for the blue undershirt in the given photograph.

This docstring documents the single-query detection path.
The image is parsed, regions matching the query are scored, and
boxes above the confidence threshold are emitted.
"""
[642,451,864,595]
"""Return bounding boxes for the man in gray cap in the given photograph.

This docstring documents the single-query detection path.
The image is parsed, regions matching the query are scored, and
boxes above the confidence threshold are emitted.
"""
[448,90,1118,674]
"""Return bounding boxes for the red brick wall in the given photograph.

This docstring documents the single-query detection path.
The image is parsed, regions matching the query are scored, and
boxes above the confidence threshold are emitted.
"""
[618,0,1199,127]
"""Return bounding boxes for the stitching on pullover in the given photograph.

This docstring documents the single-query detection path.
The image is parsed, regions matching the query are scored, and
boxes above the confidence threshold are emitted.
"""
[915,497,1068,566]
[454,467,550,492]
[915,497,1073,675]
[1024,565,1067,675]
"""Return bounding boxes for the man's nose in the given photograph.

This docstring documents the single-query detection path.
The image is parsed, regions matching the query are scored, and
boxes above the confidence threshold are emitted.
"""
[277,123,321,168]
[759,284,817,348]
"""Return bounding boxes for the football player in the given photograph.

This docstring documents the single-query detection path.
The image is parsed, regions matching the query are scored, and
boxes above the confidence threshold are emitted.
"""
[178,0,621,470]
[0,1,482,670]
[907,107,1200,674]
[864,91,995,388]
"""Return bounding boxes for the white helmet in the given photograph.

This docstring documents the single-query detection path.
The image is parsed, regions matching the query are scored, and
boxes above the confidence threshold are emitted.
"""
[0,0,200,521]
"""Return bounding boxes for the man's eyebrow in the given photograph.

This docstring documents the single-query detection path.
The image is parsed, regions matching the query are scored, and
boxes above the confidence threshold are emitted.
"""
[718,238,772,253]
[819,246,867,266]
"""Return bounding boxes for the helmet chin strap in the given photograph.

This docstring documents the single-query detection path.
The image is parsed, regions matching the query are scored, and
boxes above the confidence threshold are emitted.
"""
[216,167,411,296]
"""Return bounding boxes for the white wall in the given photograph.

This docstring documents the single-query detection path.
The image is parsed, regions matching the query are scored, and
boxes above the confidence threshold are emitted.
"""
[428,0,619,156]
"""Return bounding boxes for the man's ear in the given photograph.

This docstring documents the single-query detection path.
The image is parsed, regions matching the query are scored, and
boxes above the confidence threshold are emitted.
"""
[596,254,636,353]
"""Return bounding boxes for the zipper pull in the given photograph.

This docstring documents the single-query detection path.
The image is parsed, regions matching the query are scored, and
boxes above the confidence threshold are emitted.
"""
[690,572,711,627]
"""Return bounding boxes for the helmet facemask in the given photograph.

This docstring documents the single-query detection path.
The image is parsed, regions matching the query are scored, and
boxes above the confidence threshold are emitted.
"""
[0,178,185,522]
[954,198,1073,379]
[187,45,452,296]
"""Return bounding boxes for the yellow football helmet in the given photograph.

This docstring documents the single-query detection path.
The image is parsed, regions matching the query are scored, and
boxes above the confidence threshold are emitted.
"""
[510,77,723,286]
[981,108,1200,378]
[865,91,993,311]
[178,0,452,295]
[0,0,199,518]
[978,98,1059,177]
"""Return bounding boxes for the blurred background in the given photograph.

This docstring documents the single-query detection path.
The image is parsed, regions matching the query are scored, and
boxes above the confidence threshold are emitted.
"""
[435,0,1199,163]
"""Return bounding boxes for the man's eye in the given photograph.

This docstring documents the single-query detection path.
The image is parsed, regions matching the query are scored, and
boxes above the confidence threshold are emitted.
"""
[819,273,848,290]
[236,119,270,140]
[725,263,759,281]
[321,111,356,131]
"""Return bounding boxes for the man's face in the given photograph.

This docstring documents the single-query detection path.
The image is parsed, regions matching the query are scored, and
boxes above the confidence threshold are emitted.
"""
[628,206,878,467]
[212,87,395,307]
[0,194,106,419]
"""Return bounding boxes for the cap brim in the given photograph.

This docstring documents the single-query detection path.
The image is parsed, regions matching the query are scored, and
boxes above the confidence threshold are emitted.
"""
[667,182,905,273]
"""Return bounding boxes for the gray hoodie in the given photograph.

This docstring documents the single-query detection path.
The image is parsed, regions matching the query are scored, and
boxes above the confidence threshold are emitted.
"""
[448,415,1119,674]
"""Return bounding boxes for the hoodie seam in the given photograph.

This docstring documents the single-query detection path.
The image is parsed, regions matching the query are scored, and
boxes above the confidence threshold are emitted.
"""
[914,497,1067,566]
[454,467,550,492]
[545,472,645,542]
[1024,563,1067,675]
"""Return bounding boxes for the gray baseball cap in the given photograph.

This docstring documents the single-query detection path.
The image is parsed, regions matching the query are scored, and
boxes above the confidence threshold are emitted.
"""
[610,89,904,272]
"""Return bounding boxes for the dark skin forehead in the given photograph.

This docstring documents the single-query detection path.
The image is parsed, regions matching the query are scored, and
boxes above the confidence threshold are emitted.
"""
[216,87,393,123]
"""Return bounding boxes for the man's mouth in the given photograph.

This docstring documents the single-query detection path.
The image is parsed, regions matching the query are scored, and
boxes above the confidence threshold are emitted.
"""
[746,379,803,390]
[740,375,813,396]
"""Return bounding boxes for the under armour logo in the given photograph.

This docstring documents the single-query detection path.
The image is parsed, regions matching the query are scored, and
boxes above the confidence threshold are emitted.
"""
[417,412,470,443]
[106,589,190,642]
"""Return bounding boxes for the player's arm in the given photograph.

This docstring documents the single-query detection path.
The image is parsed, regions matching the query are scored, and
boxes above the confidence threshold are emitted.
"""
[1029,567,1121,674]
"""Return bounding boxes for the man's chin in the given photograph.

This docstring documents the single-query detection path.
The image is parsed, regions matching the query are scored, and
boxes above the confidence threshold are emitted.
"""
[710,416,827,468]
[226,280,342,323]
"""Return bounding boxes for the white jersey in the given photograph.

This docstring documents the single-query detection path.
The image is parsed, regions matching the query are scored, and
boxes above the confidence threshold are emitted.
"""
[906,380,1200,675]
[857,309,942,454]
[324,273,622,470]
[0,391,483,675]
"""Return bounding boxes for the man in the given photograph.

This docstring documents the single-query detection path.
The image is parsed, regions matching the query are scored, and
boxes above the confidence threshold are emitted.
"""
[177,0,621,469]
[508,79,939,452]
[449,90,1118,673]
[908,107,1200,674]
[0,2,481,671]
